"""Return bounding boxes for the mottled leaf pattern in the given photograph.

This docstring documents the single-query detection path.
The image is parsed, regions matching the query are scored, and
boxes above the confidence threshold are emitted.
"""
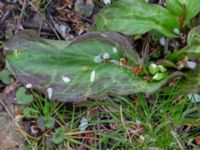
[95,0,179,37]
[5,30,175,102]
[166,0,200,24]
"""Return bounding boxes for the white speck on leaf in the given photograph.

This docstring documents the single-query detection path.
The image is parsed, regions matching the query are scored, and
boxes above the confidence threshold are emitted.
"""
[101,33,108,37]
[47,88,53,99]
[90,70,95,82]
[110,60,119,65]
[79,118,88,132]
[103,0,111,5]
[25,83,32,89]
[159,37,166,46]
[93,55,102,63]
[112,47,118,54]
[103,53,110,60]
[187,61,197,69]
[62,76,71,83]
[173,28,180,35]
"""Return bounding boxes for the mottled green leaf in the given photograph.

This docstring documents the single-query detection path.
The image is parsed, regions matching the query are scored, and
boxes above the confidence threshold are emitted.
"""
[166,0,200,25]
[5,30,178,102]
[168,26,200,61]
[95,0,180,37]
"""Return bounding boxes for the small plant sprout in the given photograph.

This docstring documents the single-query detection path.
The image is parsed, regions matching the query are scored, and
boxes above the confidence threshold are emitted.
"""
[62,76,71,83]
[90,70,96,82]
[149,64,167,81]
[47,87,53,99]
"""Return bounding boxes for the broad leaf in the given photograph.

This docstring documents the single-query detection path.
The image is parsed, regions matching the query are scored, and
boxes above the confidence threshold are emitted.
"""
[168,26,200,61]
[5,30,178,102]
[166,0,200,25]
[95,0,180,37]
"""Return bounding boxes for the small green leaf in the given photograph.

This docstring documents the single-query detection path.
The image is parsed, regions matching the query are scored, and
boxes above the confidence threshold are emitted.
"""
[16,87,33,105]
[23,107,38,118]
[149,64,159,75]
[153,73,167,81]
[0,70,12,84]
[37,116,55,131]
[51,128,66,144]
[158,65,167,73]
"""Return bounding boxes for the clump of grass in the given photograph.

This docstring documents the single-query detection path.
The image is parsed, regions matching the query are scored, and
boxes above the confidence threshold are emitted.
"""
[17,84,200,150]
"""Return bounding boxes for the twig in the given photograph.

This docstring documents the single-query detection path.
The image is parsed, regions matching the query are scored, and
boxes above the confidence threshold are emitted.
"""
[170,130,184,150]
[0,10,10,25]
[164,37,170,54]
[16,0,27,32]
[27,1,61,40]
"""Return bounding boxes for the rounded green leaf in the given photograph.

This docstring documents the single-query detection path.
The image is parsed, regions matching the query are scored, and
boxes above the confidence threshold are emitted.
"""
[153,73,167,81]
[149,64,159,75]
[16,87,33,105]
[51,128,66,144]
[0,69,12,84]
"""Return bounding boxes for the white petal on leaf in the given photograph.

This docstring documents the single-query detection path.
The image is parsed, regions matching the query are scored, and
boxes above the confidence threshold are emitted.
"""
[188,93,200,103]
[90,70,96,82]
[173,28,180,35]
[110,60,119,65]
[25,83,32,89]
[79,118,88,132]
[100,33,108,37]
[112,47,118,54]
[47,87,53,99]
[103,53,110,60]
[187,61,197,69]
[159,37,166,46]
[62,76,71,83]
[93,55,102,63]
[103,0,111,5]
